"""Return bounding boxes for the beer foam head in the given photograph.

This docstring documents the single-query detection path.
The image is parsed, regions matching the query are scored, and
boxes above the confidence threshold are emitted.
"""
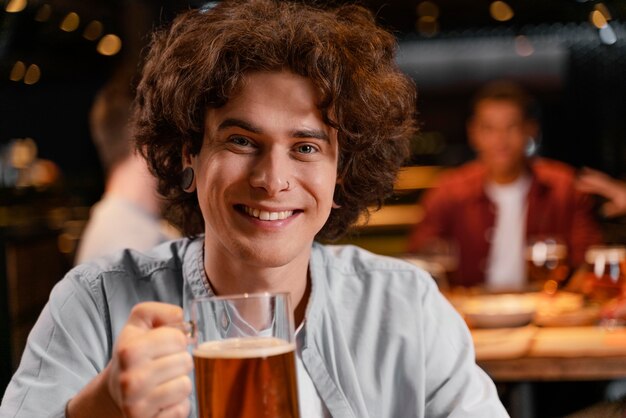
[193,337,295,359]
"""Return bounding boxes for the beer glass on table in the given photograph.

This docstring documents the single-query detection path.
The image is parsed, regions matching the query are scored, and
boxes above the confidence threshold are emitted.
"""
[582,246,626,327]
[190,293,300,418]
[526,237,569,294]
[583,246,626,303]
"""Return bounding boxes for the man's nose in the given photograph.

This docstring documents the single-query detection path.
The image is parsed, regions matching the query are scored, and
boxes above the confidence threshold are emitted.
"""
[249,149,291,195]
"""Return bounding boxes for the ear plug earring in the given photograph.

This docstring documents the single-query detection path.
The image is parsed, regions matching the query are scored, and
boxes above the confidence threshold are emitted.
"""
[181,167,195,192]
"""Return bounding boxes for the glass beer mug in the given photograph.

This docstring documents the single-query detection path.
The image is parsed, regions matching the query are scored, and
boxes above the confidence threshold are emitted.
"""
[189,293,300,418]
[582,246,626,303]
[526,237,569,294]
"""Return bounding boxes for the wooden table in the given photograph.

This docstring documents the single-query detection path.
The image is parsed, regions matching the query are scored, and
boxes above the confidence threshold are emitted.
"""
[473,325,626,381]
[472,326,626,418]
[479,355,626,382]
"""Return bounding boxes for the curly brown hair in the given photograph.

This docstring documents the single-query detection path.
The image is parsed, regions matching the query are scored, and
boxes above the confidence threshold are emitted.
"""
[133,0,417,241]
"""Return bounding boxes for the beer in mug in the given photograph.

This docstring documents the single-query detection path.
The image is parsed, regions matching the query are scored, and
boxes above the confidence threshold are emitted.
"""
[190,293,300,418]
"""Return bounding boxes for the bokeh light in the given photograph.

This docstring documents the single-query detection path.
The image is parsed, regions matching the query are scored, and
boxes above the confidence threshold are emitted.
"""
[23,64,41,85]
[34,4,52,22]
[490,1,514,22]
[590,10,608,29]
[83,20,104,41]
[60,12,80,32]
[10,61,26,82]
[5,0,27,13]
[96,34,122,56]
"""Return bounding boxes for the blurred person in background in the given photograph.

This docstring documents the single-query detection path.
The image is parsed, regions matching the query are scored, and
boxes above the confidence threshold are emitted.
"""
[0,1,508,417]
[74,75,179,264]
[408,81,602,290]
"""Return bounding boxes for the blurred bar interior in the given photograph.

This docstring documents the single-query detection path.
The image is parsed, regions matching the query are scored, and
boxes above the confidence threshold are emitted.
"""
[1,0,626,416]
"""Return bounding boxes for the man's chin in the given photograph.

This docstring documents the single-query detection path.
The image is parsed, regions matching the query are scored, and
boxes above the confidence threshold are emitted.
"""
[232,243,308,268]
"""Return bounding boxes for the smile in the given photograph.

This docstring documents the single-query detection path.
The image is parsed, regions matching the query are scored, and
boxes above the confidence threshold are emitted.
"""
[240,205,295,221]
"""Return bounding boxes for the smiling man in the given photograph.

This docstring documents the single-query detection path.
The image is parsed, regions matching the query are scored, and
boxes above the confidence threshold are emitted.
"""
[1,1,508,417]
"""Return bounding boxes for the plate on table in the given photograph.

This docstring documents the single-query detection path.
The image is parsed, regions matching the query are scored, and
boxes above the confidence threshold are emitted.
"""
[533,292,597,327]
[461,293,537,329]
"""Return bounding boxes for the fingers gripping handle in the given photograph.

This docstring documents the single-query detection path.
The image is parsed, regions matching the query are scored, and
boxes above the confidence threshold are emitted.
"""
[170,321,197,345]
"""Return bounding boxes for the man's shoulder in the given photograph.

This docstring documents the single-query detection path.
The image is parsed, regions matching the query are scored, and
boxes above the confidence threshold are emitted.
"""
[313,243,436,293]
[71,237,196,287]
[531,158,577,186]
[425,161,485,202]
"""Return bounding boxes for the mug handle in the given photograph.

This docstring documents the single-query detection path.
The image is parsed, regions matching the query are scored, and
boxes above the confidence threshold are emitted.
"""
[170,321,197,344]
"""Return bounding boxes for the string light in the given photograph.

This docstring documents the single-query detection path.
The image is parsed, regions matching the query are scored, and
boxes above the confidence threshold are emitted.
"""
[417,1,439,19]
[590,10,608,29]
[97,34,122,56]
[34,4,52,22]
[24,64,41,85]
[10,61,26,82]
[83,20,104,41]
[594,3,612,21]
[490,1,514,22]
[416,1,440,37]
[588,4,616,45]
[5,0,27,13]
[60,12,80,32]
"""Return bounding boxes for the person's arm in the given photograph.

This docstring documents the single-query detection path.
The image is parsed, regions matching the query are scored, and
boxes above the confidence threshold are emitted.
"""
[577,167,626,218]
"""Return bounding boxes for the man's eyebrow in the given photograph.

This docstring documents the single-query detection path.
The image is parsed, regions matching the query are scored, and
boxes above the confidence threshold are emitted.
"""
[218,118,330,142]
[217,118,262,134]
[292,128,329,142]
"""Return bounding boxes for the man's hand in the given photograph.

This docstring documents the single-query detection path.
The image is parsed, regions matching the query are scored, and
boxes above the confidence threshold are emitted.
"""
[577,167,626,218]
[68,302,193,418]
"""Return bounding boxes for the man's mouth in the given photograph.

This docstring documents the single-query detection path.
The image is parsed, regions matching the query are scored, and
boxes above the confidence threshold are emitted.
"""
[237,205,297,221]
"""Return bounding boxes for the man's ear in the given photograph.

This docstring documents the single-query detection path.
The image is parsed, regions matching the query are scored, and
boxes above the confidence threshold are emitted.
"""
[332,178,343,209]
[180,144,197,193]
[524,119,539,140]
[182,144,195,167]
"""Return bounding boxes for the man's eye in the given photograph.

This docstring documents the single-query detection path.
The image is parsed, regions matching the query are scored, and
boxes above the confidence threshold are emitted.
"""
[230,136,251,147]
[297,144,317,154]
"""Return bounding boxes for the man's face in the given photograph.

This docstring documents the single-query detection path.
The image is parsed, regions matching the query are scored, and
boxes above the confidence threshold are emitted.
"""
[468,99,535,178]
[189,70,339,268]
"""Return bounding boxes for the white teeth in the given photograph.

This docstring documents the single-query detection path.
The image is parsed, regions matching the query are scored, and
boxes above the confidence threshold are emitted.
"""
[243,206,293,221]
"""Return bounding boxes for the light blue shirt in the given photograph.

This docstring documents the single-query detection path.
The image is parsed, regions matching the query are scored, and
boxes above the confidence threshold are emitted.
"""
[0,237,508,417]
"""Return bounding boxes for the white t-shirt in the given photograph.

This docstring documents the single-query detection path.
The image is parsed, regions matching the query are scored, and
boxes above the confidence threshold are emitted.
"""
[295,323,330,418]
[484,175,532,291]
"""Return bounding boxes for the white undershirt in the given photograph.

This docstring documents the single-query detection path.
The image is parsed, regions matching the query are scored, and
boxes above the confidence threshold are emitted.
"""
[295,323,330,418]
[484,175,531,292]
